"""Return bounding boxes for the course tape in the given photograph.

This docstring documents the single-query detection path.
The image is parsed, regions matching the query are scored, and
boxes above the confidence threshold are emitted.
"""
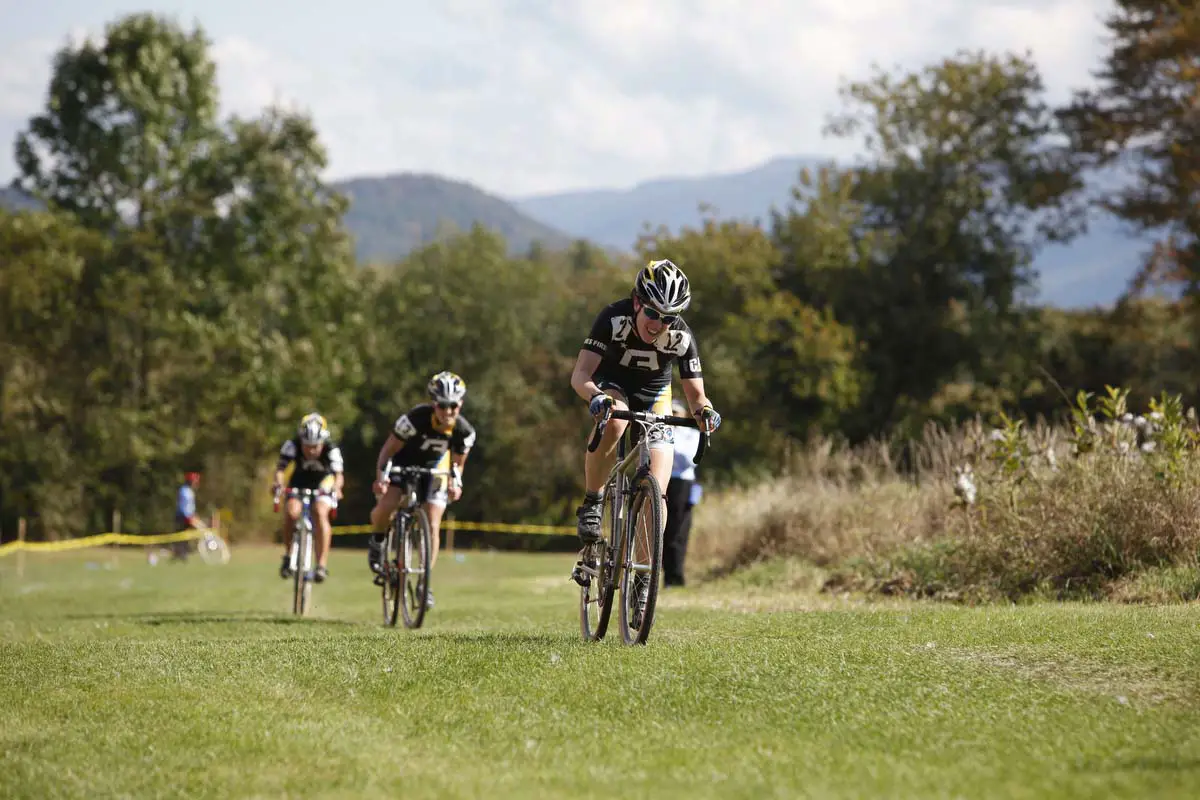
[0,528,208,557]
[0,519,575,557]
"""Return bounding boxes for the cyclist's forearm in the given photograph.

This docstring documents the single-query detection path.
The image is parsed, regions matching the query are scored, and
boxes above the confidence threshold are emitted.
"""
[571,350,604,402]
[375,435,402,478]
[273,470,286,488]
[680,378,711,413]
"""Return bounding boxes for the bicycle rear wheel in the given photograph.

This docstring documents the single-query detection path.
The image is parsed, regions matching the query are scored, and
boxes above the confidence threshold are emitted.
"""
[619,470,664,645]
[579,484,617,642]
[382,517,403,626]
[400,507,432,629]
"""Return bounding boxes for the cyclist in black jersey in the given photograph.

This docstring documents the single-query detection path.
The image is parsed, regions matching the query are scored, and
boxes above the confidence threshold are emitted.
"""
[570,259,722,547]
[272,412,345,582]
[366,371,477,608]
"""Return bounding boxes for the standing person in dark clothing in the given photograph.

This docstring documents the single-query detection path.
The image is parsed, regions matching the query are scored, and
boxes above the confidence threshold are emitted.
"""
[664,400,701,587]
[172,471,203,562]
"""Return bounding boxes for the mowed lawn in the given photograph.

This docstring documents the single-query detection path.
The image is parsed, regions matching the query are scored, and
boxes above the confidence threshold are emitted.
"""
[2,545,1200,799]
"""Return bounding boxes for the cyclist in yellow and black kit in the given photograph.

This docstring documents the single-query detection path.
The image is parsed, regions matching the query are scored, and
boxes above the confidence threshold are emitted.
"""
[569,259,722,555]
[272,412,345,583]
[367,371,477,609]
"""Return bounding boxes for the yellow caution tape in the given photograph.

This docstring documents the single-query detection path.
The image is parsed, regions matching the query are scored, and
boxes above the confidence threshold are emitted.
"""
[0,518,575,557]
[0,528,210,557]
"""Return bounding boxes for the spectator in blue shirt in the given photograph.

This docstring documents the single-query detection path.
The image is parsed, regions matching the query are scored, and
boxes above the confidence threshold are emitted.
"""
[172,471,202,561]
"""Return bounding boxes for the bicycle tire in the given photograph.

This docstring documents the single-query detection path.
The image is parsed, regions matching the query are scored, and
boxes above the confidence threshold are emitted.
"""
[400,507,432,629]
[619,470,664,645]
[382,515,403,626]
[579,480,618,642]
[293,522,314,616]
[196,533,230,565]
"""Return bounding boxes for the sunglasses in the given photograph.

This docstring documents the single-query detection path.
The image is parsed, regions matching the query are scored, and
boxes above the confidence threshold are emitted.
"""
[640,306,678,325]
[436,401,461,411]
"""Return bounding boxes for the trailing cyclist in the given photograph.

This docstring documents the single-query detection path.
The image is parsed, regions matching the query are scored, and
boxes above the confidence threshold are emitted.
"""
[367,370,477,609]
[568,259,721,585]
[272,412,345,583]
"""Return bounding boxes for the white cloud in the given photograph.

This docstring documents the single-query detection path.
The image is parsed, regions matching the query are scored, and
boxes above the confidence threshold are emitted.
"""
[0,0,1113,196]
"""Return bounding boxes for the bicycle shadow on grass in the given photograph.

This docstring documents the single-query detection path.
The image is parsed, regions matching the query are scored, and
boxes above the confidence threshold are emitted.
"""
[65,610,359,628]
[415,630,575,647]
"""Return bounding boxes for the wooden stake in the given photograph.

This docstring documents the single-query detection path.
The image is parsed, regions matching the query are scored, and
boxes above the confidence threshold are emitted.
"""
[16,518,26,580]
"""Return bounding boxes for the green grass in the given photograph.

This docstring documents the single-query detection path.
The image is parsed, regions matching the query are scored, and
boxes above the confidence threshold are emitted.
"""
[2,546,1200,798]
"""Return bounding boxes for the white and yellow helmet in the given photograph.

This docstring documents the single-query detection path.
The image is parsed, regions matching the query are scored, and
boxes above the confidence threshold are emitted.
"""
[634,259,691,315]
[298,412,330,445]
[427,371,467,405]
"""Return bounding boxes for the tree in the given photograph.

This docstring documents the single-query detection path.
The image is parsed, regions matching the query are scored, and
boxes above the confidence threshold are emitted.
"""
[796,50,1086,433]
[14,13,219,230]
[1059,0,1200,298]
[6,12,365,536]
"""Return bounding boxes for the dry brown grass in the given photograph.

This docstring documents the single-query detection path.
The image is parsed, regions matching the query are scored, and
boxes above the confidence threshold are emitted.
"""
[689,416,1200,602]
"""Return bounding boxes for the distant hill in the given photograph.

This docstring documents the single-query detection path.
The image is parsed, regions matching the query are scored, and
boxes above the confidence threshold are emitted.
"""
[3,161,1163,308]
[0,186,38,211]
[513,156,816,249]
[331,173,575,263]
[511,156,1159,309]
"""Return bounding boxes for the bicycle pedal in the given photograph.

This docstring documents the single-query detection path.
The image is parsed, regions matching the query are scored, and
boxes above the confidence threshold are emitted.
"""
[569,561,591,588]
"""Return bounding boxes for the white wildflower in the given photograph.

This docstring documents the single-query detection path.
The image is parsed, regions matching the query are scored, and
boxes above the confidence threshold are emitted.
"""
[953,465,977,506]
[989,429,1005,442]
[1141,441,1156,453]
[1121,412,1135,425]
[1134,415,1147,429]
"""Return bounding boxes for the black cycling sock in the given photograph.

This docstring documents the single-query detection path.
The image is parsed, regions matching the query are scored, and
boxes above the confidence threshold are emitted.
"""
[584,490,603,504]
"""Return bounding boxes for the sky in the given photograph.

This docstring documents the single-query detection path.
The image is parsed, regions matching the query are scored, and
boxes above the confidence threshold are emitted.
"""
[0,0,1113,198]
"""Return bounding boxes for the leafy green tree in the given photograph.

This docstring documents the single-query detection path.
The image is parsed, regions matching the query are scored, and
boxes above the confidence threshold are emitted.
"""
[1059,0,1200,297]
[791,51,1086,434]
[14,13,219,230]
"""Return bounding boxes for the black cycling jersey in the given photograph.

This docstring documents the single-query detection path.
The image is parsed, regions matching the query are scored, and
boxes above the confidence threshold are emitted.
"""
[390,403,477,469]
[276,437,345,490]
[582,298,702,405]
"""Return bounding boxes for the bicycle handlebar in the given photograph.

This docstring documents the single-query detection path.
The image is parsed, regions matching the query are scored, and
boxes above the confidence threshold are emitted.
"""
[586,409,711,464]
[273,486,338,518]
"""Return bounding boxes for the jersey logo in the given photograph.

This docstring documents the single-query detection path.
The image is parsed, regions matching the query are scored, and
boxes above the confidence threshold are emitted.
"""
[299,458,326,472]
[584,337,607,352]
[686,357,702,373]
[394,414,417,439]
[610,316,635,343]
[420,438,449,454]
[620,349,660,370]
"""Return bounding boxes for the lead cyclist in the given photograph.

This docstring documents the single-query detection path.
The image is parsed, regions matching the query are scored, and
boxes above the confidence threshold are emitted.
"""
[568,259,721,586]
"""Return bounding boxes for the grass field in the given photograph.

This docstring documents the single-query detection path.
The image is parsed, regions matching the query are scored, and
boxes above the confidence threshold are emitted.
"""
[2,545,1200,799]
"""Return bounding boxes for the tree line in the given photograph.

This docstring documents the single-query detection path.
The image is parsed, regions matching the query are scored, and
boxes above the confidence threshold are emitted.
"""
[2,3,1197,540]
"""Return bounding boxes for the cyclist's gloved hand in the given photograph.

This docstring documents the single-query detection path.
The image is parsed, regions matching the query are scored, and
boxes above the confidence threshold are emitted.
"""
[589,392,613,420]
[695,405,722,433]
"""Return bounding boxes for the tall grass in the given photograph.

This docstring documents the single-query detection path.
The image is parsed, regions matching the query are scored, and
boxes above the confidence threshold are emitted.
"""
[691,388,1200,602]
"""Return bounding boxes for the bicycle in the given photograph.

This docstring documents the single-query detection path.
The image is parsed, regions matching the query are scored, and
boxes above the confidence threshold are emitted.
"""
[145,526,229,566]
[378,465,442,629]
[274,487,335,616]
[576,408,710,645]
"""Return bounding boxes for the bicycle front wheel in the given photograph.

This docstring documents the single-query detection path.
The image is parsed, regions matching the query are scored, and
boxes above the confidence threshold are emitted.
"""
[619,470,664,645]
[579,483,617,642]
[382,519,402,626]
[400,508,432,629]
[293,524,314,616]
